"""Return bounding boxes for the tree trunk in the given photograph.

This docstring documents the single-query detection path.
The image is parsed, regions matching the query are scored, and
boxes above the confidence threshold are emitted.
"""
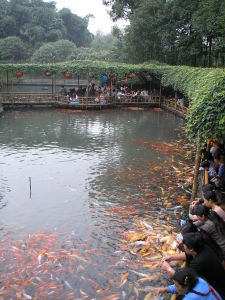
[207,37,212,67]
[191,135,201,200]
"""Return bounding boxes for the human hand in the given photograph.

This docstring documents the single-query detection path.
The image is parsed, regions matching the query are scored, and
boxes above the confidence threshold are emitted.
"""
[162,255,172,262]
[191,199,200,207]
[210,177,217,182]
[161,261,172,273]
[155,287,166,295]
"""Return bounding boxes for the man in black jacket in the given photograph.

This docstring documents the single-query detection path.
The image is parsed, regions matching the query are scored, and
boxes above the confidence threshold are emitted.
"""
[162,232,225,298]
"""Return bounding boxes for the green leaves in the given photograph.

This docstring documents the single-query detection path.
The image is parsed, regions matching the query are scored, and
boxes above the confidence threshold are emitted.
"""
[31,40,78,64]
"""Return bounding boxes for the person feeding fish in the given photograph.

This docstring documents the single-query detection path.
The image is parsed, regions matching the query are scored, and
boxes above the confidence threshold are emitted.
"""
[161,232,225,298]
[155,268,222,299]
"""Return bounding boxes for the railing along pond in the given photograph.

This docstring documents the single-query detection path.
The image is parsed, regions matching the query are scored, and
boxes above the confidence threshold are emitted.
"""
[0,93,56,105]
[0,93,188,117]
[162,98,189,116]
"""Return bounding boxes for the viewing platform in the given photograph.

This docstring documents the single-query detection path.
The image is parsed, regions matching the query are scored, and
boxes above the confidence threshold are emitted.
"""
[0,93,188,118]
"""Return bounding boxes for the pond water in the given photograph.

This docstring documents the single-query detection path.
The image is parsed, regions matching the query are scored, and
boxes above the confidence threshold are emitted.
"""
[0,109,192,299]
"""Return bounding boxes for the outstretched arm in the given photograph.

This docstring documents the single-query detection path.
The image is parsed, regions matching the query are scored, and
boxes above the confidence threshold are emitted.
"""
[162,252,186,262]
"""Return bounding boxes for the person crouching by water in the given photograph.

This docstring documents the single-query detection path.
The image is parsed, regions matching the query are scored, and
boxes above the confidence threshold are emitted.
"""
[161,232,225,298]
[156,268,222,299]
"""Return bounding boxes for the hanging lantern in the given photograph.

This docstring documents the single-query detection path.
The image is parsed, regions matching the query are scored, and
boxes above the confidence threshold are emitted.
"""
[88,72,94,79]
[16,71,23,78]
[64,72,72,79]
[101,74,108,84]
[128,73,135,79]
[45,71,52,77]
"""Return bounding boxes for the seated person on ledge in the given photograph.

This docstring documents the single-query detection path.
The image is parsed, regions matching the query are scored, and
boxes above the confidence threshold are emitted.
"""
[156,268,222,299]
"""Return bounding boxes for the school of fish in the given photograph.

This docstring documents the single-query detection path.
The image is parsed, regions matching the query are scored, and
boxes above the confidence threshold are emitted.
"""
[0,126,195,299]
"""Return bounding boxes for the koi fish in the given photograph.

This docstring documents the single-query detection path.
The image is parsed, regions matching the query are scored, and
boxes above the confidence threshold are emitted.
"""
[64,281,73,290]
[38,254,42,264]
[120,272,129,287]
[130,270,149,278]
[140,221,153,230]
[22,292,32,299]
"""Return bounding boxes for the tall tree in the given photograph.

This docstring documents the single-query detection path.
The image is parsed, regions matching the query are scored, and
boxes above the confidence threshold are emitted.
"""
[0,0,93,62]
[103,0,141,21]
[0,36,26,62]
[105,0,225,67]
[192,0,225,66]
[31,40,78,63]
[59,8,93,47]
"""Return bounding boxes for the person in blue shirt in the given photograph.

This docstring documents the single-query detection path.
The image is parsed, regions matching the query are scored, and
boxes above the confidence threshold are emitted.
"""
[211,152,225,187]
[156,268,222,299]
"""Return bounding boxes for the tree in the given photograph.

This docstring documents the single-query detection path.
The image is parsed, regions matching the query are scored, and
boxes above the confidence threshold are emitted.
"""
[105,0,225,67]
[59,8,93,47]
[90,31,117,52]
[103,0,141,21]
[115,0,168,63]
[31,40,78,63]
[0,36,26,61]
[73,47,110,61]
[0,0,93,61]
[192,0,225,66]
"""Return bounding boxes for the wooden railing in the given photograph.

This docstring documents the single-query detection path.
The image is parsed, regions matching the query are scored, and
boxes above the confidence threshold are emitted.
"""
[161,98,189,116]
[115,95,161,104]
[0,93,56,105]
[56,95,115,106]
[0,93,188,118]
[56,95,161,105]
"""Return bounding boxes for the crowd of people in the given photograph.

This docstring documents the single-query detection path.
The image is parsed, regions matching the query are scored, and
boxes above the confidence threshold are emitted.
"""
[156,142,225,299]
[59,84,160,104]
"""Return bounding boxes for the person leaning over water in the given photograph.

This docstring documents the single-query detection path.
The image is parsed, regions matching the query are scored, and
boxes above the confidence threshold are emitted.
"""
[156,268,222,299]
[203,190,225,222]
[161,232,225,298]
[191,205,225,262]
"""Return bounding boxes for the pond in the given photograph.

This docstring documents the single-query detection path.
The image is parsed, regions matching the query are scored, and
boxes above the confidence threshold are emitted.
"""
[0,108,192,299]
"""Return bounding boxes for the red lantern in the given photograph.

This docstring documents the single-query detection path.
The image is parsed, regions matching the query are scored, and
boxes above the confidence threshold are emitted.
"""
[64,72,72,79]
[45,71,52,77]
[16,71,23,78]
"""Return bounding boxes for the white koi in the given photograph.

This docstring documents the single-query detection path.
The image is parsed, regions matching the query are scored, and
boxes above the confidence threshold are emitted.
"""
[22,292,32,299]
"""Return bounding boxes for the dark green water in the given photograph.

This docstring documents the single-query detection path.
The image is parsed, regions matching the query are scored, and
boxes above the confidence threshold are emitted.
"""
[0,109,187,299]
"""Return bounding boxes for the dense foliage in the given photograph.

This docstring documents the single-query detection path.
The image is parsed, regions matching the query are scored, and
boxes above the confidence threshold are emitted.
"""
[31,40,78,63]
[0,36,26,61]
[30,35,116,63]
[0,0,92,62]
[105,0,225,67]
[0,60,224,143]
